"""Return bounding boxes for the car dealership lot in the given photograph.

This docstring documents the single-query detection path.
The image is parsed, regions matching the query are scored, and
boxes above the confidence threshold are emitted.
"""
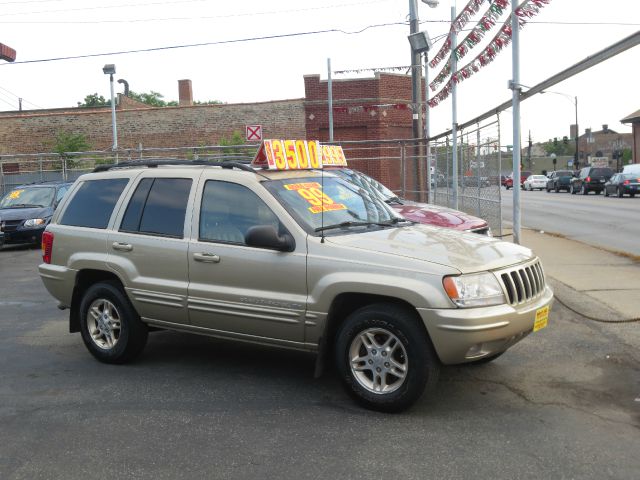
[1,246,639,479]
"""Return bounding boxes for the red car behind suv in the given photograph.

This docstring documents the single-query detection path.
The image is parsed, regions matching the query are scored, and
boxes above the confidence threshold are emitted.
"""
[504,171,532,190]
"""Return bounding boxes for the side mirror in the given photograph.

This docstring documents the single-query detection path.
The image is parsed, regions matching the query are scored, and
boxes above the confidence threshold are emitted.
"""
[245,225,294,252]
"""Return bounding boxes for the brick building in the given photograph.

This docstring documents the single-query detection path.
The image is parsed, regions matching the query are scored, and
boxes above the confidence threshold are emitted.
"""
[0,73,417,191]
[576,124,633,168]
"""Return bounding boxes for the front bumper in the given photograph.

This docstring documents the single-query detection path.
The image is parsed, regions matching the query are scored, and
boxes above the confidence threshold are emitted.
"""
[418,285,554,365]
[0,225,45,245]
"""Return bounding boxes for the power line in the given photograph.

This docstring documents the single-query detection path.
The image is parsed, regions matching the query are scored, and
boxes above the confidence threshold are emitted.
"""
[0,85,44,109]
[0,22,409,66]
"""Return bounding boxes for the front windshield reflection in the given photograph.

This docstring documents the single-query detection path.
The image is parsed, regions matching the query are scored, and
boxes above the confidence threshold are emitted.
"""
[0,187,55,208]
[263,176,404,235]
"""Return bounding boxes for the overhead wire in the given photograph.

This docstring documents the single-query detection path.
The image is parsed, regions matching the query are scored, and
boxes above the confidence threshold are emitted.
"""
[0,21,410,65]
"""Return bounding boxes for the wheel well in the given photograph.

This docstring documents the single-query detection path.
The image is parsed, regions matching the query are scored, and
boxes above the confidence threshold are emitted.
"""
[315,293,427,377]
[69,269,123,333]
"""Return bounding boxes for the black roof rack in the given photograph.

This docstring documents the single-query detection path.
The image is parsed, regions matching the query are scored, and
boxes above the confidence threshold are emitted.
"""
[92,159,256,173]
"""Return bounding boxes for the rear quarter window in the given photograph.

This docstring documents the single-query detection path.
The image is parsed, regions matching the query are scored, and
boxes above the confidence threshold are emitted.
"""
[60,178,129,229]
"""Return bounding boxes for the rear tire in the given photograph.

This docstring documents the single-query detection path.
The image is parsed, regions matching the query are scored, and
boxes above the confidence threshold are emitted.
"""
[79,281,148,364]
[334,303,439,413]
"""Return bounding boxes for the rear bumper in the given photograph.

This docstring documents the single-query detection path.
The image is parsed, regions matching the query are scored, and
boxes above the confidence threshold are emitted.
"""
[38,263,76,307]
[418,286,554,365]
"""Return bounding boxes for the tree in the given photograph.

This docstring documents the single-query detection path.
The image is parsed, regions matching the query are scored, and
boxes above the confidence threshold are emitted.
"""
[128,90,177,107]
[219,131,246,157]
[541,138,575,157]
[51,131,92,168]
[77,93,109,107]
[194,100,224,105]
[53,131,92,157]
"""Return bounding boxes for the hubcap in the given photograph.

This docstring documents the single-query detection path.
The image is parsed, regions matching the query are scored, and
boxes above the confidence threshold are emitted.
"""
[348,328,408,394]
[87,299,121,350]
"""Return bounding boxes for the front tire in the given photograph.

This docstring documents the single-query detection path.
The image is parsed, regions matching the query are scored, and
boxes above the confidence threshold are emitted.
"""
[334,304,439,413]
[79,282,148,364]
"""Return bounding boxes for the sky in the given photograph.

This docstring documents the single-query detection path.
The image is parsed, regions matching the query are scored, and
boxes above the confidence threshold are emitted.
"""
[0,0,638,146]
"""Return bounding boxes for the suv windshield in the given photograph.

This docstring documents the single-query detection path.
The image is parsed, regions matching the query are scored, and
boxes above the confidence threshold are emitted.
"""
[330,169,397,202]
[0,186,55,208]
[263,175,405,235]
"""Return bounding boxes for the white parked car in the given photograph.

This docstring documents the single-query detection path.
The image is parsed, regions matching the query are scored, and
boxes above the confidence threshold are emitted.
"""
[523,175,548,191]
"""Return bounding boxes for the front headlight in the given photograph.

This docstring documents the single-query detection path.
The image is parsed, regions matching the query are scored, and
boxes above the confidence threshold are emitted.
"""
[443,272,506,308]
[23,218,48,228]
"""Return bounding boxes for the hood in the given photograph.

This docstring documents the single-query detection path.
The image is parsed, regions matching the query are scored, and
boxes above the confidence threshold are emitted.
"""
[0,206,52,221]
[391,200,487,231]
[326,224,533,274]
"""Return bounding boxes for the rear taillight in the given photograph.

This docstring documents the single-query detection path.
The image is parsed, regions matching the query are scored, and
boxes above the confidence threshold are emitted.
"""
[586,176,591,182]
[42,231,54,264]
[623,180,630,185]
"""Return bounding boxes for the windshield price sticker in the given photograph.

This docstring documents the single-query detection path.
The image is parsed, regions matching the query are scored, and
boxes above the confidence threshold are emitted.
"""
[253,140,321,170]
[284,182,347,214]
[321,145,347,167]
[8,189,23,199]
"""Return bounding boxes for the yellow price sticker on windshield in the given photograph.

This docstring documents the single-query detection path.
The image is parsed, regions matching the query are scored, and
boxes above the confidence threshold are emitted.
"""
[8,189,24,199]
[284,182,347,214]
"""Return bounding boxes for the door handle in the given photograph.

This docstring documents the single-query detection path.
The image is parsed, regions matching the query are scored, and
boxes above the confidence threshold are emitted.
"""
[193,252,220,263]
[112,242,133,252]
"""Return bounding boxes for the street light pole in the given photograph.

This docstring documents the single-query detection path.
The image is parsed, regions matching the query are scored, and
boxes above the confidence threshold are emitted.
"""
[103,64,118,153]
[574,95,579,169]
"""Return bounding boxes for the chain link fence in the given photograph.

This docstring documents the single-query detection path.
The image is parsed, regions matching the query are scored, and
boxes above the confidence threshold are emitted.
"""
[1,134,504,234]
[429,116,504,237]
[0,145,259,196]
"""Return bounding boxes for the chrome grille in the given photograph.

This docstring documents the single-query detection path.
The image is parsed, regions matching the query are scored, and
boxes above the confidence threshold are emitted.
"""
[498,259,545,306]
[0,220,22,232]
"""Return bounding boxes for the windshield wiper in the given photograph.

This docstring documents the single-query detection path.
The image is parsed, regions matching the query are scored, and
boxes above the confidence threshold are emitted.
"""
[315,221,395,233]
[3,203,44,209]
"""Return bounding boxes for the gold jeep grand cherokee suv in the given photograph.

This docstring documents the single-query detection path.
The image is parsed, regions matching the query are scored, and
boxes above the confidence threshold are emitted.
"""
[39,144,552,412]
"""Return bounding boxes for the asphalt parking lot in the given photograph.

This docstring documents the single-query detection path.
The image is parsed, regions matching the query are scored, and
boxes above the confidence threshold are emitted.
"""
[1,245,639,480]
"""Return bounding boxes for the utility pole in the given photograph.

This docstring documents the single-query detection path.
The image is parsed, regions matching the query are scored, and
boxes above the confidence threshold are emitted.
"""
[450,5,459,210]
[510,1,522,245]
[527,131,532,170]
[409,1,423,201]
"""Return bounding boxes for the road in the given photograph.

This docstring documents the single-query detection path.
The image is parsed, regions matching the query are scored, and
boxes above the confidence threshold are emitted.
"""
[501,187,640,256]
[1,246,639,480]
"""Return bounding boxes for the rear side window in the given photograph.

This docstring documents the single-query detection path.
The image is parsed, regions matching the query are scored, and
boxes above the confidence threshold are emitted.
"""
[60,178,128,229]
[120,178,192,238]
